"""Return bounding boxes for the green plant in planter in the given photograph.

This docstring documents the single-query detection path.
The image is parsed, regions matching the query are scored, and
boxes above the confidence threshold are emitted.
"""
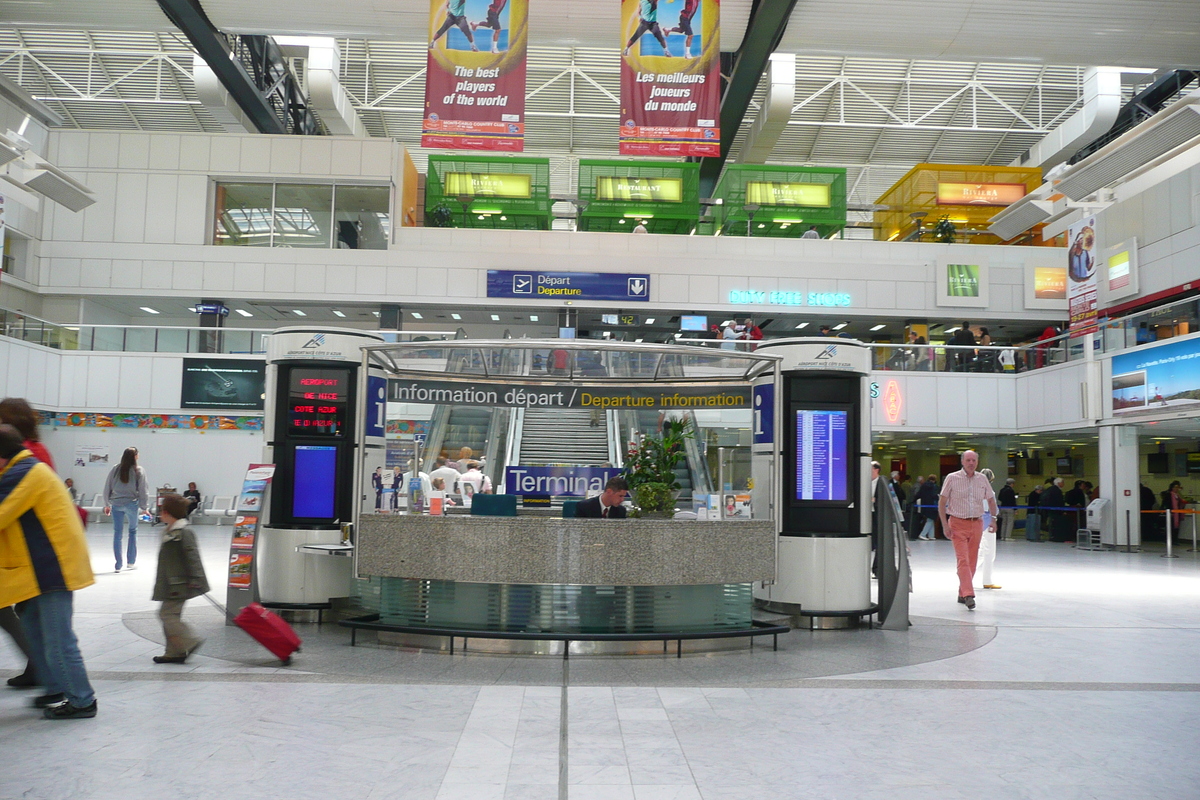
[624,418,692,517]
[931,215,957,244]
[426,202,456,228]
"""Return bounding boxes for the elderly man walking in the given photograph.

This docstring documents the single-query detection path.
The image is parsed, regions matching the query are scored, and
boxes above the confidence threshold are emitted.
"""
[938,449,998,611]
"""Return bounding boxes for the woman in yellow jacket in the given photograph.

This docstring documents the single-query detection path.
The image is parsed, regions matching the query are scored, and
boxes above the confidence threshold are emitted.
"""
[0,425,97,719]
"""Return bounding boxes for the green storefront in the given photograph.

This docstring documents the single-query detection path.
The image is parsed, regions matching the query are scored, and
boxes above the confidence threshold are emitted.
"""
[710,164,847,238]
[576,160,700,235]
[425,155,552,230]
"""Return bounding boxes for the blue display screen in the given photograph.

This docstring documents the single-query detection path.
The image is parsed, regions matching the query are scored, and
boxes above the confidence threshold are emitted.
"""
[293,446,337,519]
[795,410,849,501]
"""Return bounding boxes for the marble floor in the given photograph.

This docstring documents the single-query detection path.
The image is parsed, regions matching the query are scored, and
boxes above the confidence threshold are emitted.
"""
[2,525,1199,800]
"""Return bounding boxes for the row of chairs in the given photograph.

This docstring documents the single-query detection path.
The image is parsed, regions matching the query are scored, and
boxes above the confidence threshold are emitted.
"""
[77,494,239,524]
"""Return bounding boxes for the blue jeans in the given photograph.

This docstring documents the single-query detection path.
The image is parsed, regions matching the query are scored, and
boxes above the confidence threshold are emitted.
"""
[18,591,95,707]
[920,517,935,539]
[111,501,139,569]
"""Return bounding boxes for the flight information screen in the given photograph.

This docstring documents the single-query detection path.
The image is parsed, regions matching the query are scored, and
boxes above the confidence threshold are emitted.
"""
[292,445,337,519]
[288,368,350,436]
[795,409,849,501]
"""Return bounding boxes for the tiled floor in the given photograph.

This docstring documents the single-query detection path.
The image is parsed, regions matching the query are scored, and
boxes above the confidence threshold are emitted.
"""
[2,525,1199,799]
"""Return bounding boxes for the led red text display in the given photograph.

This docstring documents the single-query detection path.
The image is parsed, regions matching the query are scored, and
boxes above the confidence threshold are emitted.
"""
[287,368,350,436]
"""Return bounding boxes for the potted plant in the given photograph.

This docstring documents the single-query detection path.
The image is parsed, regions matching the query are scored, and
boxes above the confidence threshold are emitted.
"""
[426,202,456,228]
[931,215,957,243]
[624,418,692,518]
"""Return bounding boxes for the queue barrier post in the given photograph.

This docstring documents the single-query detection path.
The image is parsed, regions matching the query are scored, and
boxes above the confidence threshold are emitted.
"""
[1163,510,1178,559]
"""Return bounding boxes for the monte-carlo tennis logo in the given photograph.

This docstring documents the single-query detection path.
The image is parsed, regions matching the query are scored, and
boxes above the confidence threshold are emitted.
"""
[302,334,327,349]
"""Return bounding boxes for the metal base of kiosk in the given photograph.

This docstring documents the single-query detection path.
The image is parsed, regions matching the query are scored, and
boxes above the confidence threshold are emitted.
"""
[756,535,872,617]
[257,527,352,605]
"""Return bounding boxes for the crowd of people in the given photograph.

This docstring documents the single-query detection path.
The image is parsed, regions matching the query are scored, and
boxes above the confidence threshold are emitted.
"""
[375,447,494,511]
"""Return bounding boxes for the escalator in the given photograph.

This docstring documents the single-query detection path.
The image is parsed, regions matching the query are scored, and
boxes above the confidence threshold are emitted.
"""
[516,407,611,466]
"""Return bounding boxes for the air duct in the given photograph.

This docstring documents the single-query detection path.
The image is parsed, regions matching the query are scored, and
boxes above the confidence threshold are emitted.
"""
[276,37,366,138]
[194,54,259,133]
[736,53,795,163]
[1013,67,1121,170]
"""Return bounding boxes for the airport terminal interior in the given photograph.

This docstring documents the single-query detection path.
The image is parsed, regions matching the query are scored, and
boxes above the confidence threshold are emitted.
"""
[1,1,1199,798]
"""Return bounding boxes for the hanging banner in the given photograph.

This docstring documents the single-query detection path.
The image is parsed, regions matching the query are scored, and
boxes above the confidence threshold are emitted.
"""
[1067,215,1099,334]
[619,0,720,156]
[423,0,527,151]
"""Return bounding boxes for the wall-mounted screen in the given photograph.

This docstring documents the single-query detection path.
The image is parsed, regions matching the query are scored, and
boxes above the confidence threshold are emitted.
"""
[180,358,265,410]
[292,445,337,519]
[746,181,831,207]
[1026,457,1042,475]
[794,409,849,501]
[1056,457,1073,474]
[1147,453,1170,474]
[288,367,350,436]
[444,172,531,199]
[680,315,708,331]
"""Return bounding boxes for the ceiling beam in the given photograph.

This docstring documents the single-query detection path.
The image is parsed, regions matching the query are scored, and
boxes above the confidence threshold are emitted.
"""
[698,0,800,195]
[155,0,285,134]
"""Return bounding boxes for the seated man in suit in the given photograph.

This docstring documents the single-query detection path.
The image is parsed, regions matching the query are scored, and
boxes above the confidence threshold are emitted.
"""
[574,477,629,519]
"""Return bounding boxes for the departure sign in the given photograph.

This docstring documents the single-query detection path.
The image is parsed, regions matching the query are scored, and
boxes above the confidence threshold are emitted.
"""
[288,368,350,436]
[795,409,849,502]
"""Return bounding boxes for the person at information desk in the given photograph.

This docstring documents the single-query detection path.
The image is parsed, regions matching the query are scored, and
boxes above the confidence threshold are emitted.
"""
[429,457,462,497]
[575,477,629,518]
[1064,480,1088,532]
[458,461,492,509]
[997,478,1018,540]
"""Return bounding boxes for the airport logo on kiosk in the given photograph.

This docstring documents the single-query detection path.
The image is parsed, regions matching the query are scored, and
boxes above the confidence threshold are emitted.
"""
[302,334,327,349]
[815,345,837,360]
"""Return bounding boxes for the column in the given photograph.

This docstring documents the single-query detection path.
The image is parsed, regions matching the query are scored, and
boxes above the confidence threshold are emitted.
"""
[1099,425,1140,547]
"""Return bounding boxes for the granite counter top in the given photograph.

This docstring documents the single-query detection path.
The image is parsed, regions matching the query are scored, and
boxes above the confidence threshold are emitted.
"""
[357,515,775,586]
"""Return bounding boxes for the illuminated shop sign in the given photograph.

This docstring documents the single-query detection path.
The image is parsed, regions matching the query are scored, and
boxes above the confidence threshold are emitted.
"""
[936,182,1026,206]
[443,172,532,199]
[728,290,851,307]
[1034,266,1067,300]
[595,176,683,203]
[883,379,903,423]
[745,181,831,207]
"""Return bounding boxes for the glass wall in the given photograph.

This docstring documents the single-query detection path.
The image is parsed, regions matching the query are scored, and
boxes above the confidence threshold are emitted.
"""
[214,182,390,249]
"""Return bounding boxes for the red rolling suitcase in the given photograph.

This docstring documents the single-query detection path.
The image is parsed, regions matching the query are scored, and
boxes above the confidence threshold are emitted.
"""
[233,602,302,665]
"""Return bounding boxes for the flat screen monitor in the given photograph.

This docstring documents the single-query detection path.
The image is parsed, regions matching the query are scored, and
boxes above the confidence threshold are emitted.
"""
[292,445,337,519]
[1147,453,1170,474]
[1056,457,1073,474]
[288,367,350,437]
[180,358,265,410]
[1026,457,1042,475]
[680,315,707,331]
[794,408,850,502]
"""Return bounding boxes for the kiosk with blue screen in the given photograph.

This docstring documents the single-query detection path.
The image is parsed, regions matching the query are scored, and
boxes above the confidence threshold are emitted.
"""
[794,409,849,502]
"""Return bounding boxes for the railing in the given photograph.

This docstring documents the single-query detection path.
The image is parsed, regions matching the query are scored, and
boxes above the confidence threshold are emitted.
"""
[0,308,458,354]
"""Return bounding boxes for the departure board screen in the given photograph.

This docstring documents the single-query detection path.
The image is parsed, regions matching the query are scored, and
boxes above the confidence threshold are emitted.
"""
[292,445,337,519]
[288,368,350,436]
[795,409,849,501]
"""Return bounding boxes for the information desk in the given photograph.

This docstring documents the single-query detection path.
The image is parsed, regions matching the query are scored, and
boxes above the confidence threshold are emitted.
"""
[356,515,775,635]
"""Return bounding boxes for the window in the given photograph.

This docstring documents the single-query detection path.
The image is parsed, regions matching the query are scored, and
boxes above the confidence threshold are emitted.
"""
[214,182,390,249]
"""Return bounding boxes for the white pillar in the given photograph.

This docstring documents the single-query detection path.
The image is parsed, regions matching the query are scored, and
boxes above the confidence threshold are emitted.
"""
[1099,425,1140,547]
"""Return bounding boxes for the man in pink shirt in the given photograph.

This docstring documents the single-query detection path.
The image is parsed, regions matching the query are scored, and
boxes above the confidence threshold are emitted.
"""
[938,450,997,610]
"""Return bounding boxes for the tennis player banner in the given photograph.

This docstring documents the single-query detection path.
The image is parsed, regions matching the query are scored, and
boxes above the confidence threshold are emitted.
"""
[423,0,527,151]
[619,0,720,156]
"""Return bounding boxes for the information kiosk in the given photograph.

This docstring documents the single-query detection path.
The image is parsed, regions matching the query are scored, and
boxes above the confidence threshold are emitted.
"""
[257,327,385,605]
[752,338,873,625]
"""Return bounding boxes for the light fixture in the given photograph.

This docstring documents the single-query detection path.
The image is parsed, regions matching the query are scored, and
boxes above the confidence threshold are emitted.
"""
[619,219,627,224]
[500,215,507,221]
[332,310,346,317]
[833,322,848,330]
[795,322,809,329]
[235,309,253,317]
[293,309,306,316]
[870,324,885,332]
[944,327,958,334]
[490,314,500,321]
[674,333,683,339]
[139,307,159,315]
[757,223,765,228]
[623,212,654,218]
[371,310,380,317]
[645,318,656,325]
[451,313,462,320]
[529,315,539,322]
[411,312,423,319]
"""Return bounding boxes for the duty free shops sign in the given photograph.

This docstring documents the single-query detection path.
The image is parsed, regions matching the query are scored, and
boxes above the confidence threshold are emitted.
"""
[728,290,851,307]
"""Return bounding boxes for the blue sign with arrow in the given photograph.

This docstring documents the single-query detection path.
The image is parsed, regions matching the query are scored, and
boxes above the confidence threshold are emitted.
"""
[487,270,651,302]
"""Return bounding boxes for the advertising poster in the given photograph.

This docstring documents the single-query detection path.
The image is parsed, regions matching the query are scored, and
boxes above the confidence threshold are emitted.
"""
[1034,266,1067,300]
[180,358,266,410]
[1111,335,1200,416]
[1067,215,1098,334]
[231,515,259,549]
[73,445,109,469]
[945,264,981,298]
[423,0,528,151]
[619,0,720,156]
